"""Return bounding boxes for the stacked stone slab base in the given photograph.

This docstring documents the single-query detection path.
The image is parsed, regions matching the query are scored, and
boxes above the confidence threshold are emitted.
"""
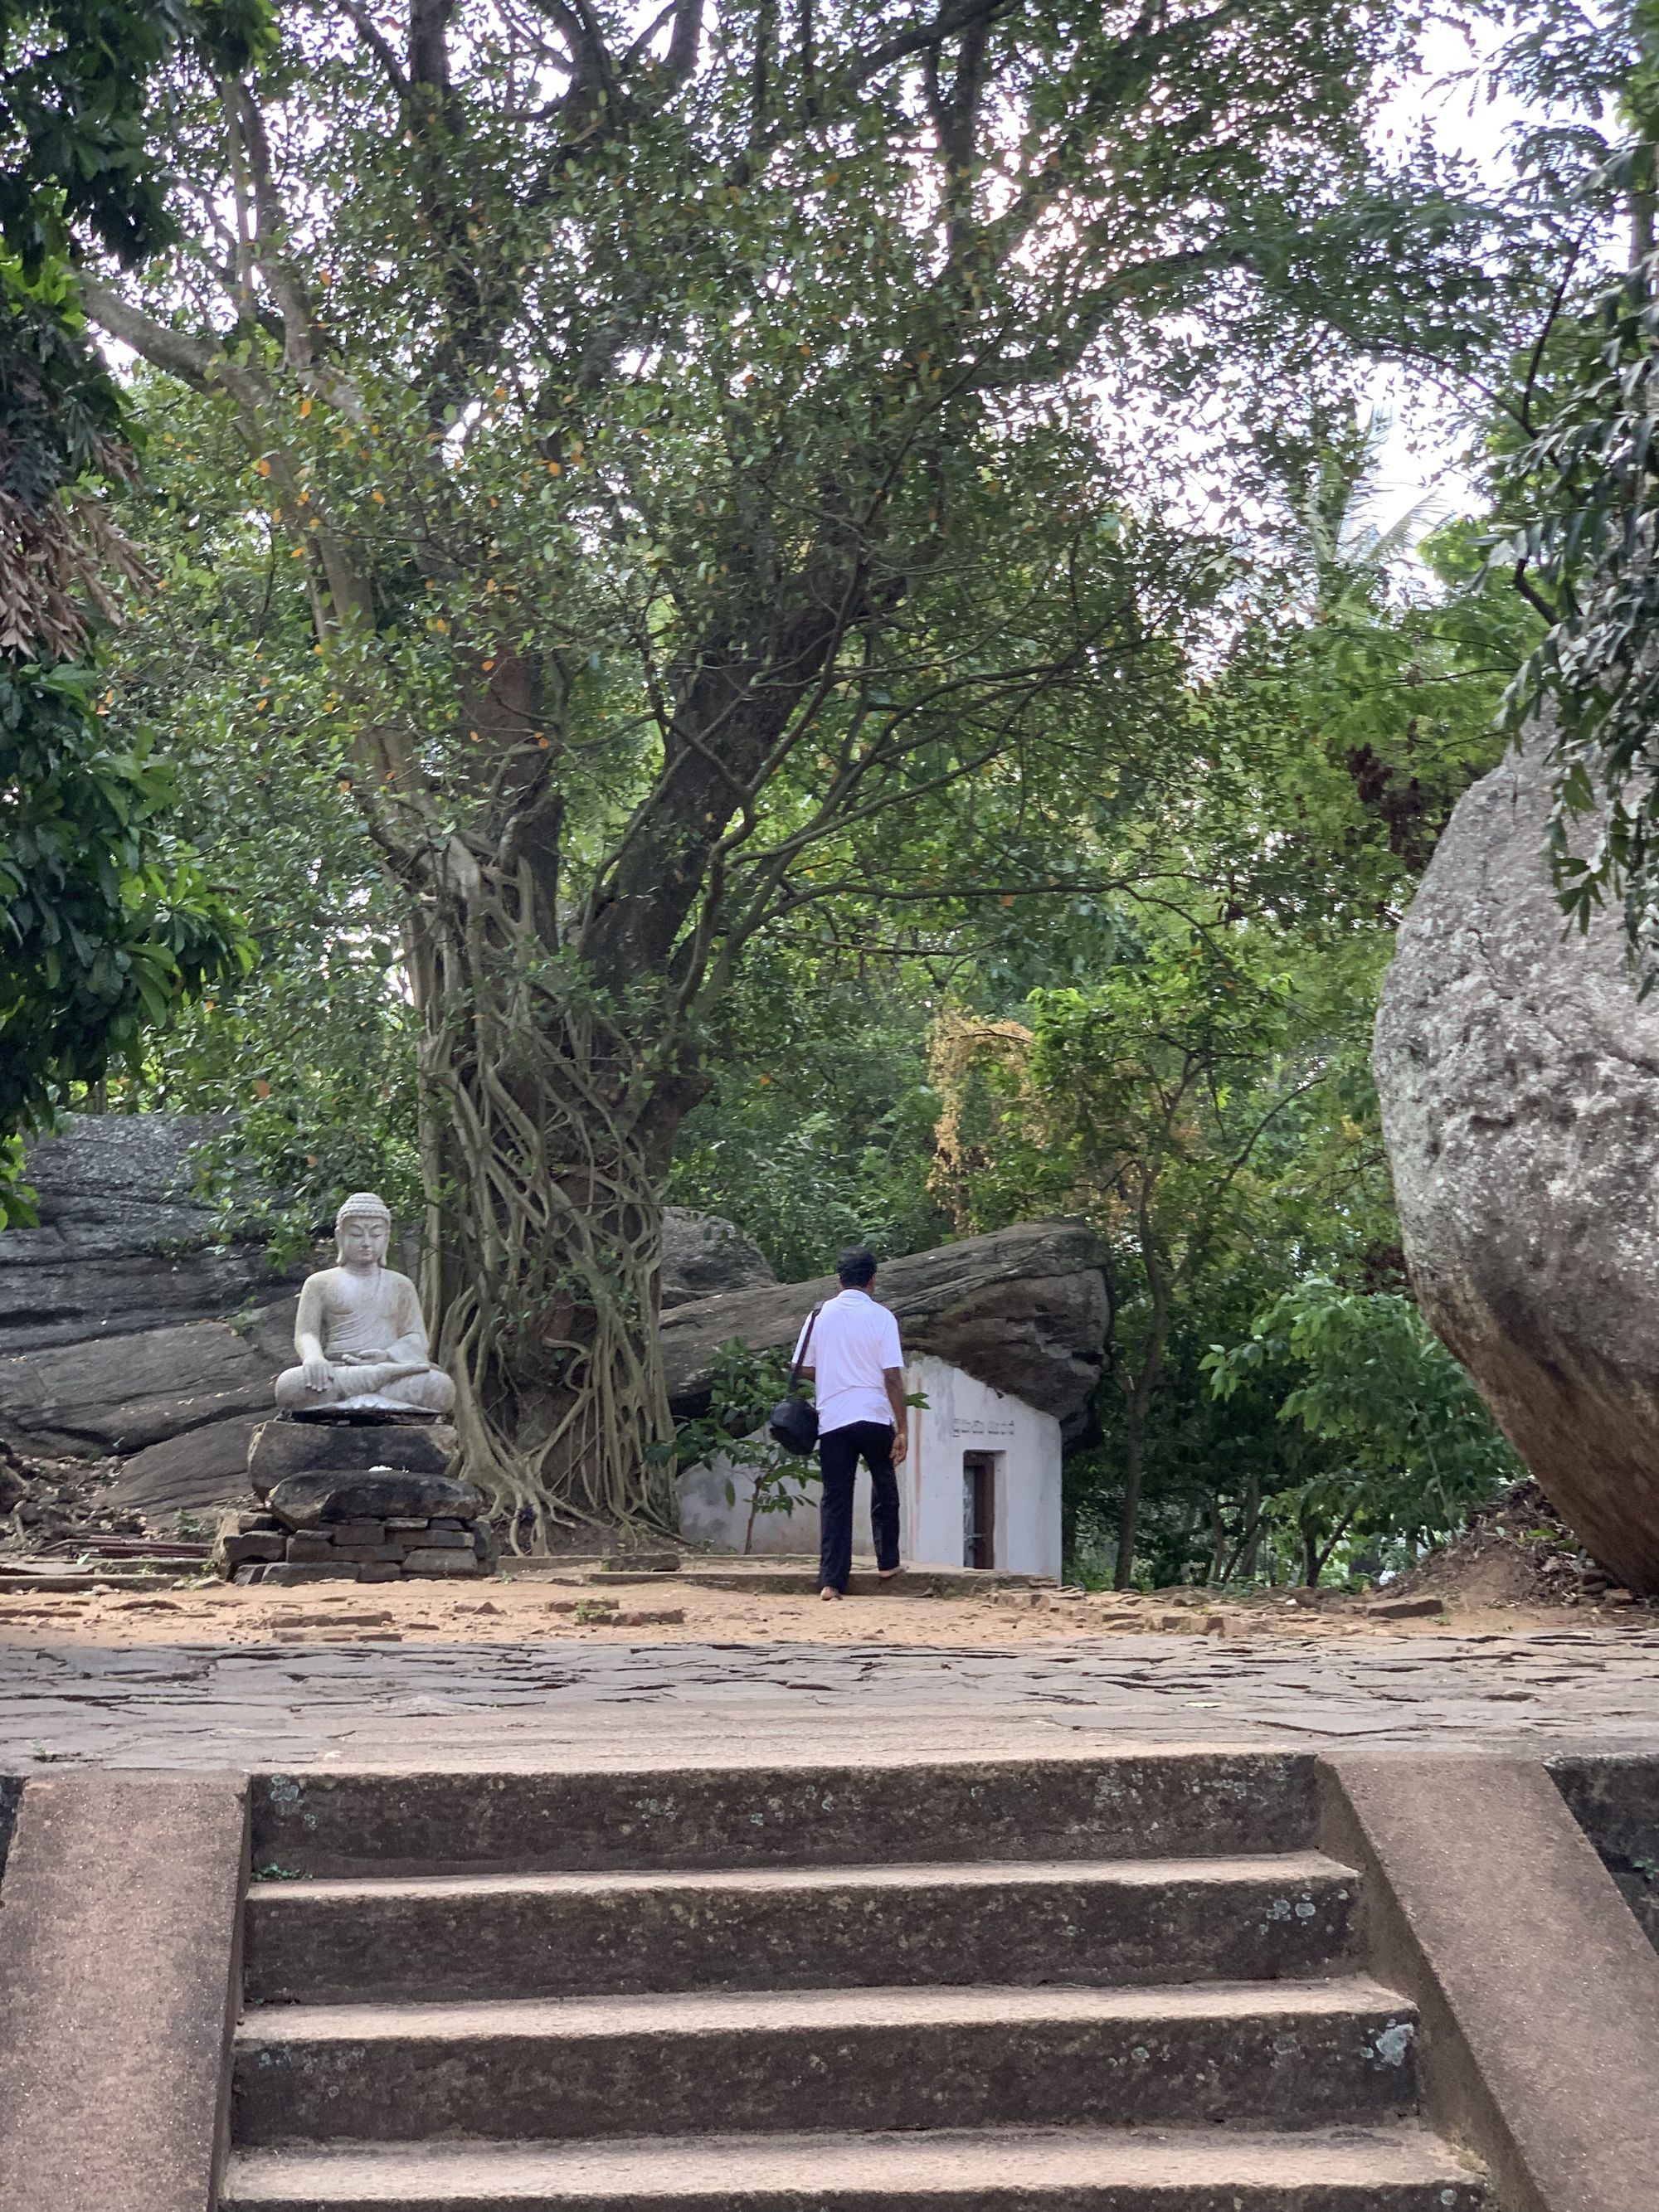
[215,1415,494,1587]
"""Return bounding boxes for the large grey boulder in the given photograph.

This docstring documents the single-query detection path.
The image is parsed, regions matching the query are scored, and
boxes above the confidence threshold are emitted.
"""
[0,1293,299,1518]
[106,1415,271,1519]
[0,1113,299,1354]
[662,1218,1108,1441]
[0,1309,285,1456]
[659,1207,776,1308]
[95,1296,299,1516]
[1374,745,1659,1592]
[0,1114,312,1518]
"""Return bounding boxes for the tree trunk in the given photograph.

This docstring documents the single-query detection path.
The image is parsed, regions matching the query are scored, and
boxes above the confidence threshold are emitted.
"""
[406,858,682,1539]
[1237,1471,1262,1579]
[1204,1492,1228,1585]
[1219,1470,1262,1584]
[1114,1387,1151,1589]
[1307,1514,1353,1590]
[1116,1181,1172,1591]
[1301,1520,1321,1590]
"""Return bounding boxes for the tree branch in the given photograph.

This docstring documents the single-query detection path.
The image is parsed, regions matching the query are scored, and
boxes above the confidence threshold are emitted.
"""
[664,0,703,82]
[328,0,411,98]
[233,83,319,369]
[409,0,458,98]
[77,274,272,411]
[849,0,1014,90]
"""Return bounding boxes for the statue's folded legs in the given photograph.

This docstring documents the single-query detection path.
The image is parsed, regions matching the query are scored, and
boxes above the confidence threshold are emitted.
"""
[274,1361,455,1414]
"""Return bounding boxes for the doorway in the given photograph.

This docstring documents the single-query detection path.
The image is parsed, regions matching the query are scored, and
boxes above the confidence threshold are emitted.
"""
[962,1451,997,1570]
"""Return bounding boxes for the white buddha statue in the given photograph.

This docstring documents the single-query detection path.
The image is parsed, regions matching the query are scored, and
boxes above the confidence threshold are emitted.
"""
[274,1192,456,1416]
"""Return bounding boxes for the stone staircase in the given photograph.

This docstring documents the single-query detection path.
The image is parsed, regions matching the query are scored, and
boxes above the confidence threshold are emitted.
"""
[220,1753,1487,2211]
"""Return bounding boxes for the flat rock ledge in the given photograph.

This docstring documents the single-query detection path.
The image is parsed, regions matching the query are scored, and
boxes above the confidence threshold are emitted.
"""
[216,1415,490,1584]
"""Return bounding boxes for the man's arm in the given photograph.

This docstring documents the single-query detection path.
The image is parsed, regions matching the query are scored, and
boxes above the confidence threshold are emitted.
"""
[883,1368,910,1463]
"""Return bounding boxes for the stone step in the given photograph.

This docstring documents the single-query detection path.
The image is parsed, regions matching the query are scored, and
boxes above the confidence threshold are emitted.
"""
[231,1976,1420,2147]
[220,2121,1486,2210]
[244,1850,1359,2005]
[250,1751,1316,1877]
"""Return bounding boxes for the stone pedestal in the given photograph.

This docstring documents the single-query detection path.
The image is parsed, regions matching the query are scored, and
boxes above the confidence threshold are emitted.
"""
[216,1414,494,1584]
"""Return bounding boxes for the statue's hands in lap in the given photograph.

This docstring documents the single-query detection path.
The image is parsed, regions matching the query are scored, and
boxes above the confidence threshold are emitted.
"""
[302,1354,335,1393]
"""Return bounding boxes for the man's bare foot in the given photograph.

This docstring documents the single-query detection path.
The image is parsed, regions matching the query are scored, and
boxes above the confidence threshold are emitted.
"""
[819,1586,842,1602]
[878,1566,902,1580]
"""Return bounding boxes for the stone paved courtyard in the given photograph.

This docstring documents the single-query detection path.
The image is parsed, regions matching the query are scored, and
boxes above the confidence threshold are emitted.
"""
[7,1625,1659,1770]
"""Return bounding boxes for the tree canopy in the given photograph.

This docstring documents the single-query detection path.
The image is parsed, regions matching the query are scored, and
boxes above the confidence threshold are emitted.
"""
[0,0,265,1216]
[22,0,1605,1563]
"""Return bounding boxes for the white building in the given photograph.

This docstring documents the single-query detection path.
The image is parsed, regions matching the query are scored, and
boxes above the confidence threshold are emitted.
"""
[676,1352,1062,1578]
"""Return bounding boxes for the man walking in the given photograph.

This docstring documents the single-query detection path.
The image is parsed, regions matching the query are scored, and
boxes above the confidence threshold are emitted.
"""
[793,1246,909,1601]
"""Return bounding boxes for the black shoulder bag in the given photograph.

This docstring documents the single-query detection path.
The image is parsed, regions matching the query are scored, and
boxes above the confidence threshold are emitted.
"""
[768,1305,823,1456]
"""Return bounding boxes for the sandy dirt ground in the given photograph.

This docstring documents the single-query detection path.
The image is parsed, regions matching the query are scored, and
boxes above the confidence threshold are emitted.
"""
[0,1567,1647,1651]
[3,1470,1637,1655]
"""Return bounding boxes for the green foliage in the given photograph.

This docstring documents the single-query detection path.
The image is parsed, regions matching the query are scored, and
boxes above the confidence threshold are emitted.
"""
[0,0,271,271]
[118,592,421,1243]
[0,0,268,1218]
[1022,942,1292,1218]
[668,948,949,1279]
[1022,936,1312,1586]
[655,1337,796,1478]
[932,436,1534,1588]
[95,17,1526,1095]
[1195,436,1536,939]
[0,252,124,504]
[1474,7,1659,972]
[1205,1279,1524,1580]
[1500,228,1659,971]
[0,658,245,1169]
[653,1337,820,1550]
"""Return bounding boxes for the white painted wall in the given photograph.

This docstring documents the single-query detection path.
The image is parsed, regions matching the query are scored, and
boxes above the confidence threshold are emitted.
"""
[676,1353,1063,1577]
[674,1444,821,1557]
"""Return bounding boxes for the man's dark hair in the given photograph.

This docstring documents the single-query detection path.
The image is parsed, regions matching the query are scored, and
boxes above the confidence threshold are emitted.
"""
[836,1245,878,1287]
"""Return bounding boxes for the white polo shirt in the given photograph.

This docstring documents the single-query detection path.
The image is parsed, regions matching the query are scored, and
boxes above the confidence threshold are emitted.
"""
[794,1286,903,1436]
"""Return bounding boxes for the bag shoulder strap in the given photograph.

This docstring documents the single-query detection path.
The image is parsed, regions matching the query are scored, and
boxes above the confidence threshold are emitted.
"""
[787,1303,824,1394]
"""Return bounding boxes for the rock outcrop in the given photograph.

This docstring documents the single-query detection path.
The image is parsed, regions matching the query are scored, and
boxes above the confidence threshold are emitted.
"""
[662,1218,1109,1441]
[660,1208,776,1307]
[0,1300,295,1459]
[0,1113,295,1354]
[0,1106,307,1521]
[0,1115,304,1519]
[1374,745,1659,1592]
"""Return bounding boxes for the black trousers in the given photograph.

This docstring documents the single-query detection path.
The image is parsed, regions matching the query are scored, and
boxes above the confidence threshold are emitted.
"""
[818,1420,901,1592]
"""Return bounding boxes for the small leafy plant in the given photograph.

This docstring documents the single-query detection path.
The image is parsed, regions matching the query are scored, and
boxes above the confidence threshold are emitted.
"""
[648,1337,816,1552]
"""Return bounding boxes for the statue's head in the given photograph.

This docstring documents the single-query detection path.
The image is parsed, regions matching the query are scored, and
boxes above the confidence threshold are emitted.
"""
[334,1190,392,1268]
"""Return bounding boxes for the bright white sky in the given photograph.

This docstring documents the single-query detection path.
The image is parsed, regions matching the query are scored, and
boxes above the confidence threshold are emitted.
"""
[1363,18,1565,537]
